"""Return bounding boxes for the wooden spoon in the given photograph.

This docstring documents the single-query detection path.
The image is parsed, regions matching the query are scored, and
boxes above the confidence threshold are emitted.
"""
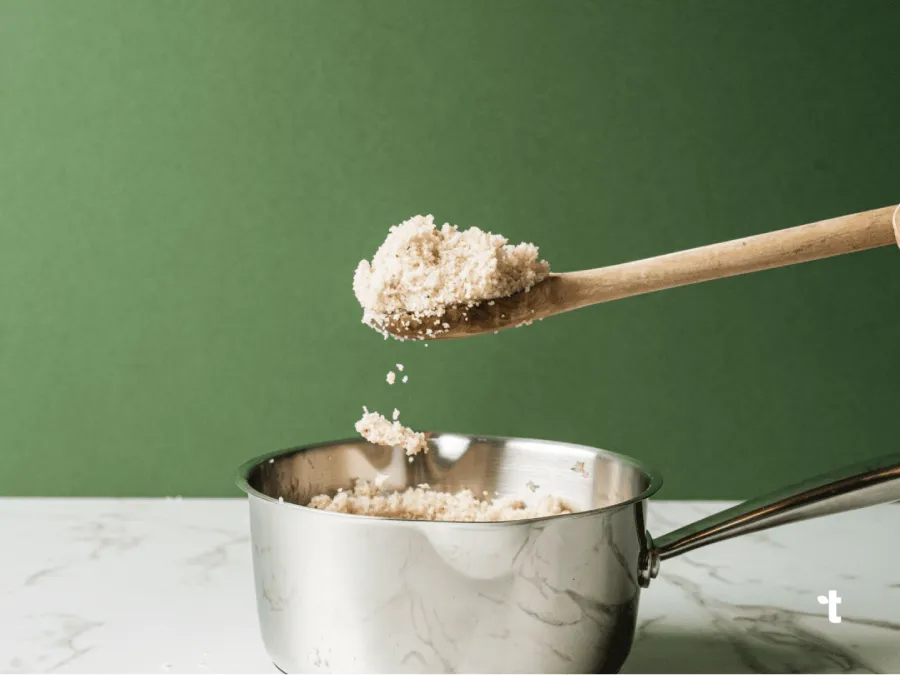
[375,204,900,341]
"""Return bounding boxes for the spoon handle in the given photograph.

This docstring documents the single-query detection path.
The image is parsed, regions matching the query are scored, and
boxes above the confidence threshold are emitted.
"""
[561,204,899,308]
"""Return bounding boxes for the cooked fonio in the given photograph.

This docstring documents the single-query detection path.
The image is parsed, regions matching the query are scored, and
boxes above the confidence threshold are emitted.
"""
[355,409,427,457]
[316,215,571,522]
[308,479,573,522]
[353,214,550,339]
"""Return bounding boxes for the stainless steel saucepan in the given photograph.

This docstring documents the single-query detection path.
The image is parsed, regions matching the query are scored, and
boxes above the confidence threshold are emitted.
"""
[236,434,900,674]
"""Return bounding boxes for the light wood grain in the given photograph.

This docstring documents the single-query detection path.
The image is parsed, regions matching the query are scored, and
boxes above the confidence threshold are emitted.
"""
[380,204,899,341]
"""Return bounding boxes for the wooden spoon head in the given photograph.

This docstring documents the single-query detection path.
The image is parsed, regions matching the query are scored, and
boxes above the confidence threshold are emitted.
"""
[365,276,560,341]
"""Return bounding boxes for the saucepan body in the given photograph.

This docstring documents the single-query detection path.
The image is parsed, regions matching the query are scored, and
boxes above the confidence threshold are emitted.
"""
[237,434,662,674]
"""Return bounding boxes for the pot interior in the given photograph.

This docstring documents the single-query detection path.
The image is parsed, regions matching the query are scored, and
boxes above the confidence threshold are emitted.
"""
[241,434,660,515]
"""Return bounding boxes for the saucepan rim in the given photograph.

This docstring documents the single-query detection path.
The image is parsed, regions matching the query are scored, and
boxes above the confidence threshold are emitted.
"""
[235,432,664,528]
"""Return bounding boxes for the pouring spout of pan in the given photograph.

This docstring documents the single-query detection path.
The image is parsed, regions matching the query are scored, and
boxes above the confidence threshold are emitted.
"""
[639,452,900,587]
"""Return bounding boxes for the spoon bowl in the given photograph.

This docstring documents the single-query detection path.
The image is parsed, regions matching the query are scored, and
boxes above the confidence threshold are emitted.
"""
[369,276,564,340]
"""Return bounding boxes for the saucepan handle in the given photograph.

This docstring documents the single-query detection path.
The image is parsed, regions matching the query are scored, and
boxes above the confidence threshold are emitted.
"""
[638,452,900,587]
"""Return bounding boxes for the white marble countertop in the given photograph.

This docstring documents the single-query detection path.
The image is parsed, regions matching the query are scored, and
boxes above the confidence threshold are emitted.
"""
[1,498,897,674]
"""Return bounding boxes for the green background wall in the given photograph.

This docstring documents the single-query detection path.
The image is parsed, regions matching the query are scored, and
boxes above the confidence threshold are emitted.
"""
[1,0,897,498]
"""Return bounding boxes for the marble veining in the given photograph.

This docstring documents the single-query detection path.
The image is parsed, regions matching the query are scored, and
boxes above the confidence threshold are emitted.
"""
[0,498,896,674]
